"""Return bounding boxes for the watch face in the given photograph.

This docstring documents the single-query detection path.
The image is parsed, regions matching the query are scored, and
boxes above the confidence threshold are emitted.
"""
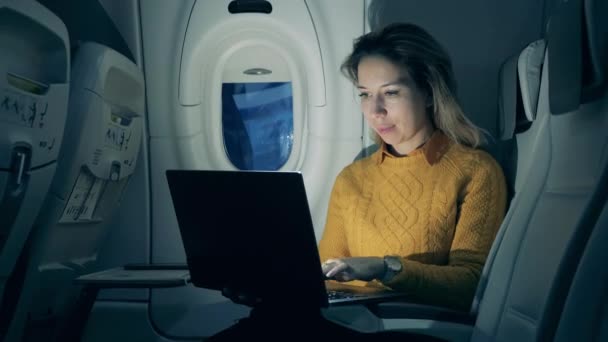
[385,256,402,272]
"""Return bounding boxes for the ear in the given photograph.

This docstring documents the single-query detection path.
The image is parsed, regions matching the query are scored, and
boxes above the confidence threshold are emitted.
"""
[425,95,433,108]
[422,88,433,107]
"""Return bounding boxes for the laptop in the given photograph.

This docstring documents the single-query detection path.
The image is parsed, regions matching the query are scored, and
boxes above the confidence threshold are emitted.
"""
[165,169,407,308]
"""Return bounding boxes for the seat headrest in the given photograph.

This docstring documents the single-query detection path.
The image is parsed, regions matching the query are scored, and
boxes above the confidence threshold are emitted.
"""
[548,0,607,114]
[518,40,546,123]
[582,0,607,101]
[498,39,546,140]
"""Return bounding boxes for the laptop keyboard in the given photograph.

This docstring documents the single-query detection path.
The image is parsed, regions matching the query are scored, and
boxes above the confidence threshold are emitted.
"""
[327,290,367,300]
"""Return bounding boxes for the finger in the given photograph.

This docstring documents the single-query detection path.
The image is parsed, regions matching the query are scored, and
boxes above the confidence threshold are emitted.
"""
[323,262,340,277]
[322,259,340,274]
[322,262,336,274]
[335,272,354,282]
[325,262,349,278]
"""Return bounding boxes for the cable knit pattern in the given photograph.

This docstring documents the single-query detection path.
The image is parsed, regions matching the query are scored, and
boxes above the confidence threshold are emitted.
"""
[319,131,507,311]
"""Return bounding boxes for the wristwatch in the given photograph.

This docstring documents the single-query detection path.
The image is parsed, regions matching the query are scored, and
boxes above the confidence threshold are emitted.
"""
[382,256,403,283]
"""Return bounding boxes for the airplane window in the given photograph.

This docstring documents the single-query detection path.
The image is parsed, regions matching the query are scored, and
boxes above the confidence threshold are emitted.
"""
[222,82,293,170]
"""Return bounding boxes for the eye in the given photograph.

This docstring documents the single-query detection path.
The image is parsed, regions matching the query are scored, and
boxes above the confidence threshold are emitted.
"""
[385,90,400,97]
[358,92,370,99]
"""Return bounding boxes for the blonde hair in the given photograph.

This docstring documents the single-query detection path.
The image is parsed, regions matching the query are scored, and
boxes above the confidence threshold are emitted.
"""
[341,23,487,148]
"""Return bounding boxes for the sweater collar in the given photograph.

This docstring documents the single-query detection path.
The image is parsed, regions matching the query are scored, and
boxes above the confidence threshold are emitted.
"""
[374,130,452,166]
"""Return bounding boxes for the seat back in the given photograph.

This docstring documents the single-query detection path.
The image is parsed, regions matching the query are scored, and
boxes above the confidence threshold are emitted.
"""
[470,38,547,316]
[0,0,70,337]
[472,0,608,340]
[4,42,145,342]
[537,0,608,338]
[552,186,608,342]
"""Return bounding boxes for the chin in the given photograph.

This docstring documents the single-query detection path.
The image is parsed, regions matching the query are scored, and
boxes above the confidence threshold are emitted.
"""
[378,135,400,147]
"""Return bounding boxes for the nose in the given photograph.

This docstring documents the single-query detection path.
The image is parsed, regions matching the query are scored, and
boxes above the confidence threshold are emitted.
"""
[369,96,387,117]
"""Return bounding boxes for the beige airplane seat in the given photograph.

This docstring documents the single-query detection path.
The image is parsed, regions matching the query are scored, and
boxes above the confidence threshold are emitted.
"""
[471,0,608,339]
[538,0,608,339]
[0,0,70,339]
[4,42,145,342]
[354,143,379,161]
[470,37,547,317]
[551,179,608,342]
[371,1,608,342]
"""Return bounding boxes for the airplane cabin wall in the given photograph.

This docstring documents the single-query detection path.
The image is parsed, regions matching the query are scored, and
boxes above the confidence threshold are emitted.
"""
[88,0,153,303]
[138,0,366,337]
[97,0,143,67]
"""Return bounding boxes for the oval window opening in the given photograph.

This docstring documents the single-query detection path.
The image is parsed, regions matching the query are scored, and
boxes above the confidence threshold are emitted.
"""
[222,82,293,170]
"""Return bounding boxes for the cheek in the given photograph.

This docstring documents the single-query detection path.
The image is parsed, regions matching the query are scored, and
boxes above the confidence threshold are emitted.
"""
[388,104,415,123]
[391,101,426,125]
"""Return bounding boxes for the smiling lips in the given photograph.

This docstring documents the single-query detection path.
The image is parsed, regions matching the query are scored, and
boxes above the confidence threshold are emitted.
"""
[377,125,395,134]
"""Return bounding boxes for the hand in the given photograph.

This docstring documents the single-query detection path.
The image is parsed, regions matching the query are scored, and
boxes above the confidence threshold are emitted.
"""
[321,257,385,282]
[222,287,262,307]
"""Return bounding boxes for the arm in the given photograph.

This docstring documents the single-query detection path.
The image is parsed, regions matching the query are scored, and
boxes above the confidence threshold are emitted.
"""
[318,170,351,262]
[384,155,508,311]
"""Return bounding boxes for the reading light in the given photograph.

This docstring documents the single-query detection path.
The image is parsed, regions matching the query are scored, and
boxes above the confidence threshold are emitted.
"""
[243,68,272,75]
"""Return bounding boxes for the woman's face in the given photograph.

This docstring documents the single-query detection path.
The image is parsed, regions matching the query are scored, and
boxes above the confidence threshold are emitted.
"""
[357,56,433,155]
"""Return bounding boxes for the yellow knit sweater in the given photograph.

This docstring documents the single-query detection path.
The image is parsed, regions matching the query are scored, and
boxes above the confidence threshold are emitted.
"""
[319,132,507,311]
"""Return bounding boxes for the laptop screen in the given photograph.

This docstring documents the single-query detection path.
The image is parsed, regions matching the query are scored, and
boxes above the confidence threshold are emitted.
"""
[166,170,329,308]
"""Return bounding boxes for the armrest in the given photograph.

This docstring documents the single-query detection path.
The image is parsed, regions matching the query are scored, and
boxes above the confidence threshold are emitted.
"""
[367,302,476,325]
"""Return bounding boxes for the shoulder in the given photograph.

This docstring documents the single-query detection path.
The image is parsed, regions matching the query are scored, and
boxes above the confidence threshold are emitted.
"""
[446,144,508,215]
[332,154,376,190]
[340,153,376,178]
[445,143,505,181]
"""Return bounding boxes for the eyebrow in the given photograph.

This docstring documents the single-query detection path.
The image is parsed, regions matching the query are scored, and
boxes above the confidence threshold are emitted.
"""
[356,77,411,90]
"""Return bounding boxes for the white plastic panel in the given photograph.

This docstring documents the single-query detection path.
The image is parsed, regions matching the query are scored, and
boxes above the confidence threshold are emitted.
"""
[0,0,69,280]
[98,0,143,67]
[52,42,144,198]
[0,0,69,169]
[35,42,145,261]
[140,0,194,139]
[302,0,365,236]
[143,0,365,338]
[174,0,328,173]
[179,0,325,108]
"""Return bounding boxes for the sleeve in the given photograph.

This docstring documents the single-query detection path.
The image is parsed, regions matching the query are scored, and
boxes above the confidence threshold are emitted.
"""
[318,169,352,263]
[383,154,508,311]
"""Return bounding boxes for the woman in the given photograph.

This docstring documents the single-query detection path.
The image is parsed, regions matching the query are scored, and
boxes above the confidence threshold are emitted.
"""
[320,22,507,311]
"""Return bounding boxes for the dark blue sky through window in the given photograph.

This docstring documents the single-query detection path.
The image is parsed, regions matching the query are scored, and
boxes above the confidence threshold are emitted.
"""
[222,82,293,170]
